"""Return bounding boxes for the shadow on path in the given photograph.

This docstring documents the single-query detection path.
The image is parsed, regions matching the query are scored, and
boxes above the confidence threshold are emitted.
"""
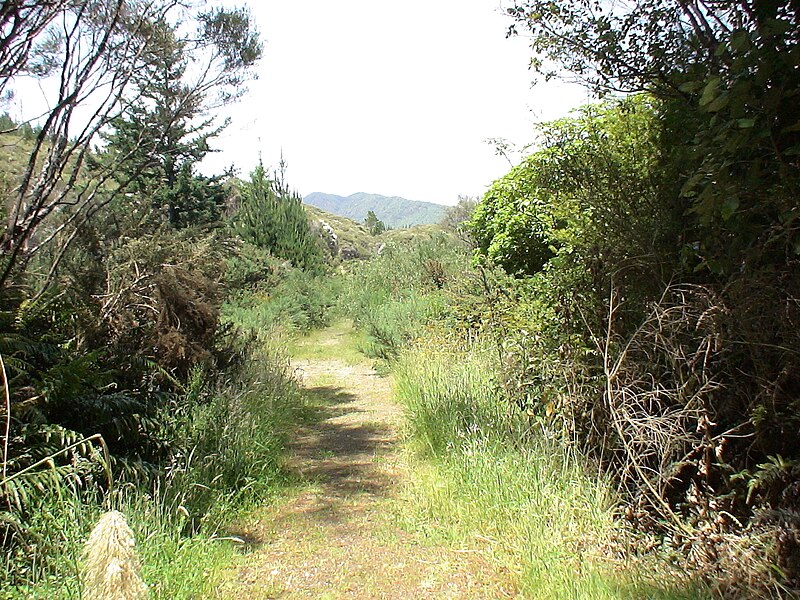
[226,356,516,599]
[283,384,398,526]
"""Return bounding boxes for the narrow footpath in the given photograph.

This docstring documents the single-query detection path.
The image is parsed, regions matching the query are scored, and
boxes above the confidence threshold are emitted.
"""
[223,326,515,598]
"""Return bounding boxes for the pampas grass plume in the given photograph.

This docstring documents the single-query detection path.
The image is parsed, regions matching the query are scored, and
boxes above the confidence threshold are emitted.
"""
[82,510,148,600]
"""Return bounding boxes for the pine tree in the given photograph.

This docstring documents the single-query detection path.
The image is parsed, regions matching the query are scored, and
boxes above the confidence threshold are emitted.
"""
[364,210,386,236]
[97,11,260,230]
[233,166,324,272]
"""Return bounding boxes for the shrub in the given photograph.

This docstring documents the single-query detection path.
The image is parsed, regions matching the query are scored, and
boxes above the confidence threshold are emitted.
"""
[340,233,469,361]
[223,268,340,335]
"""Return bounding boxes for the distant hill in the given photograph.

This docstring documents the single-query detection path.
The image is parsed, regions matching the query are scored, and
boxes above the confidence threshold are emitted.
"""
[303,192,446,228]
[304,204,442,261]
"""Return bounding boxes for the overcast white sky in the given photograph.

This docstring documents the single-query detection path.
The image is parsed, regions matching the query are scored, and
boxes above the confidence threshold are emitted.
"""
[201,0,590,205]
[6,1,590,206]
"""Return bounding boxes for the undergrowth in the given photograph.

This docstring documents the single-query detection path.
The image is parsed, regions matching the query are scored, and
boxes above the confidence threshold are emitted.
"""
[341,233,467,364]
[1,341,308,598]
[222,268,340,335]
[396,342,710,599]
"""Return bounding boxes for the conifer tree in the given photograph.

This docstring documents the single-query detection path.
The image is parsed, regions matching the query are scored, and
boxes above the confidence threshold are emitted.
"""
[98,9,260,229]
[364,210,386,236]
[233,165,324,272]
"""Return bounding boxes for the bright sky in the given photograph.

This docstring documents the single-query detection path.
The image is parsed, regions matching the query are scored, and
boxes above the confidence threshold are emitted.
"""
[6,1,589,206]
[201,0,590,205]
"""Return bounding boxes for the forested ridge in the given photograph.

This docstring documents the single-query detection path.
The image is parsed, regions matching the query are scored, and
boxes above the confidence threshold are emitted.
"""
[0,1,798,598]
[303,191,447,228]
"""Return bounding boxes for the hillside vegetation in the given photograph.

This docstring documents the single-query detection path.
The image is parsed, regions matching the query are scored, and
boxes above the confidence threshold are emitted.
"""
[304,191,446,228]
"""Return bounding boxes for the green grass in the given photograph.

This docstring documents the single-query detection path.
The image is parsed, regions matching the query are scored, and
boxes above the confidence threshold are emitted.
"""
[287,318,366,365]
[338,232,468,364]
[1,341,310,598]
[395,344,710,600]
[1,487,239,600]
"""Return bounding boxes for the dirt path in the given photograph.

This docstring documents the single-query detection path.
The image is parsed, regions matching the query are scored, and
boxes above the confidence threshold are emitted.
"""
[224,331,515,598]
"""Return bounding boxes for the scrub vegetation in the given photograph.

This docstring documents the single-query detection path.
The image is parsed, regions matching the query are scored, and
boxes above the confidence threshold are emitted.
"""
[1,1,798,598]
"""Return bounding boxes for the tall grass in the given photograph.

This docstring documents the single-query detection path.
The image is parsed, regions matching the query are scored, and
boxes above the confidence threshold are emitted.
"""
[2,485,238,599]
[356,290,444,361]
[222,269,340,336]
[1,341,308,597]
[396,343,708,599]
[340,233,467,362]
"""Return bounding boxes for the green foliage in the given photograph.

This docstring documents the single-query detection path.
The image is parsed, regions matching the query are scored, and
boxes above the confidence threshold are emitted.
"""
[94,16,239,230]
[0,4,291,595]
[0,222,271,591]
[467,97,688,423]
[470,95,668,277]
[470,164,556,275]
[0,337,308,594]
[397,344,707,599]
[468,85,800,593]
[0,1,261,289]
[439,195,478,244]
[395,343,509,455]
[232,166,326,273]
[506,0,800,273]
[341,233,468,362]
[198,6,262,80]
[364,209,386,236]
[223,239,288,291]
[358,291,443,362]
[223,269,340,335]
[159,341,308,522]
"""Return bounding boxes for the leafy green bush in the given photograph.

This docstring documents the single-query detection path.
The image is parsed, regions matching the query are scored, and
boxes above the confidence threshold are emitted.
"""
[340,233,469,362]
[468,93,800,594]
[470,96,671,279]
[0,216,314,592]
[223,239,287,291]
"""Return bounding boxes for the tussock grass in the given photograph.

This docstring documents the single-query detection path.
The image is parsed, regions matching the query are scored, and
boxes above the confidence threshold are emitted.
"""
[2,485,238,599]
[396,344,708,599]
[357,291,444,362]
[82,511,147,600]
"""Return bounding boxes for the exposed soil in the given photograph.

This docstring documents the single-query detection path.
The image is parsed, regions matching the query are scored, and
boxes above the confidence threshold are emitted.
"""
[223,351,516,599]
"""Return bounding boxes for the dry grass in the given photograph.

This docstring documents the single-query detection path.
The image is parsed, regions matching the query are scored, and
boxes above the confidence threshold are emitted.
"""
[82,510,148,600]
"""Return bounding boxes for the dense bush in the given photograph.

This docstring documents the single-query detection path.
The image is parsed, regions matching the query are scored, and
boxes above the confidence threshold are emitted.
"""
[1,335,307,595]
[469,92,800,595]
[0,140,326,593]
[223,268,340,334]
[341,233,468,361]
[395,342,706,598]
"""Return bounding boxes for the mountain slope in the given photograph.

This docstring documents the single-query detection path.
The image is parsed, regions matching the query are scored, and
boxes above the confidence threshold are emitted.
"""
[303,204,443,261]
[304,192,446,228]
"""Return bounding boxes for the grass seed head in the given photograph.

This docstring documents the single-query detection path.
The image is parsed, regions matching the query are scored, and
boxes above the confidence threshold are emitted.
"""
[82,510,148,600]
